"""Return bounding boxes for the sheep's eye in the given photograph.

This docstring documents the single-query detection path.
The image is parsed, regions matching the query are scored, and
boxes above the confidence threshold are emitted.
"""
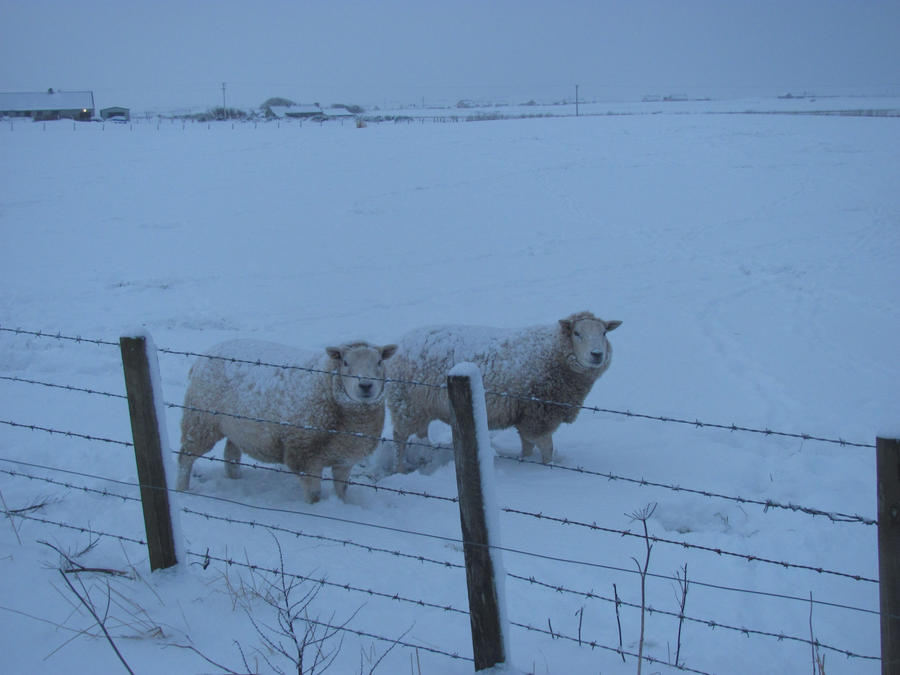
[342,360,349,368]
[573,331,582,339]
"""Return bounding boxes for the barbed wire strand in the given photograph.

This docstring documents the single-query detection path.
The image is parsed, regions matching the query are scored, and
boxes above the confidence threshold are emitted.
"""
[508,572,878,660]
[177,500,876,618]
[0,419,133,448]
[0,455,878,616]
[497,455,877,526]
[1,324,874,447]
[0,415,873,583]
[1,367,878,526]
[188,449,874,583]
[0,374,128,401]
[7,511,146,546]
[166,399,447,457]
[8,508,877,668]
[0,508,470,664]
[0,373,878,526]
[182,507,463,570]
[0,467,139,503]
[0,326,118,348]
[510,619,716,675]
[304,618,471,663]
[482,389,875,449]
[21,470,853,656]
[502,506,876,583]
[186,550,468,617]
[185,452,458,504]
[158,340,874,449]
[181,507,877,659]
[0,372,448,457]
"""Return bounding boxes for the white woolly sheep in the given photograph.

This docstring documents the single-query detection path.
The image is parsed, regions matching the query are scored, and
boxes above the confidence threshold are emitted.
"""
[386,311,620,471]
[176,339,397,503]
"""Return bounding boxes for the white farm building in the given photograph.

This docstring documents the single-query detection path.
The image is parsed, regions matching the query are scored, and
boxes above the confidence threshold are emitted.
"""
[0,90,95,121]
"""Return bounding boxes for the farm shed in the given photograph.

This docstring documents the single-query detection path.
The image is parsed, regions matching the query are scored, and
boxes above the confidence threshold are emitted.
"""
[266,103,324,119]
[100,106,130,121]
[0,90,95,121]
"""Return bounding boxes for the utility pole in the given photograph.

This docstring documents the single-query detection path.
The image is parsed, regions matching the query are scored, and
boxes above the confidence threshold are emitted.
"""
[221,82,227,119]
[575,84,580,117]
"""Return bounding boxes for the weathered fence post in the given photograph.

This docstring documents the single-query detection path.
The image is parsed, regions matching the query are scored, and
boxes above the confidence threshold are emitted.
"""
[120,333,178,571]
[447,363,509,671]
[878,436,900,674]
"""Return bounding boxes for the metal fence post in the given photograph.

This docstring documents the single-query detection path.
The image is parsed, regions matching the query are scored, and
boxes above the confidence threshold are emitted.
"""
[447,363,508,671]
[120,333,178,571]
[878,436,900,674]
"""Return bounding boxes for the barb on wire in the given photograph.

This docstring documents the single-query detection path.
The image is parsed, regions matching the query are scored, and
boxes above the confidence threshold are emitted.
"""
[498,455,877,526]
[0,375,128,402]
[507,571,879,660]
[502,506,877,583]
[0,419,133,447]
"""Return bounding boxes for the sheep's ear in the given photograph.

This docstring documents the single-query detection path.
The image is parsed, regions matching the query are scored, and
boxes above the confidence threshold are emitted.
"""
[558,319,574,335]
[326,346,343,361]
[380,344,398,360]
[605,320,622,332]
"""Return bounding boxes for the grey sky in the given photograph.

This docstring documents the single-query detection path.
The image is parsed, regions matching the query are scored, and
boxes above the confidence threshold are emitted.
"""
[2,0,898,113]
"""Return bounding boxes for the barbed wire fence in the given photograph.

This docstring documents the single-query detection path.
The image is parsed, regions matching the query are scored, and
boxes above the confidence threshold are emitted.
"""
[0,324,894,672]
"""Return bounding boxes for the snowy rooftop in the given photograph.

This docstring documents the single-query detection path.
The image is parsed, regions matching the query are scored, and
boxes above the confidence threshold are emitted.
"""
[0,91,95,112]
[267,104,323,118]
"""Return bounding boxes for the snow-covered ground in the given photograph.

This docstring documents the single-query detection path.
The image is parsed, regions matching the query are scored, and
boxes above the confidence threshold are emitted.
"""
[1,95,898,674]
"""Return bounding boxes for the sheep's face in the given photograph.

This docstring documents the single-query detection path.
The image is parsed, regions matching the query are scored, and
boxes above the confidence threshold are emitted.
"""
[326,343,398,404]
[560,315,622,370]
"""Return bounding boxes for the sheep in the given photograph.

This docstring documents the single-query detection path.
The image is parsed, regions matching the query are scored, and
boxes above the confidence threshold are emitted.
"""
[386,311,621,471]
[176,339,397,503]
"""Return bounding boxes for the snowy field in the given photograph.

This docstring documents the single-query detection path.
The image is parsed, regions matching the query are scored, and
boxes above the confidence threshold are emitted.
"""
[1,96,899,674]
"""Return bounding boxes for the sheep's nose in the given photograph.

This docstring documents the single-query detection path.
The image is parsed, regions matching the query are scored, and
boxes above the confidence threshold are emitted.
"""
[590,349,604,360]
[359,381,374,395]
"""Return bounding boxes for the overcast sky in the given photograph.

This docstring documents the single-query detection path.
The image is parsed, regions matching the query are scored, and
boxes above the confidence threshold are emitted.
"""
[2,1,899,113]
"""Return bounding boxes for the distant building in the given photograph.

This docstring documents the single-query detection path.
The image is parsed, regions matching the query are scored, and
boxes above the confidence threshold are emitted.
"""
[100,106,130,121]
[265,103,324,119]
[0,90,95,120]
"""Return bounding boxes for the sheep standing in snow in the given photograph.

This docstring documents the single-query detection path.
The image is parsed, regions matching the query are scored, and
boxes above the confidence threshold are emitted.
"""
[177,339,397,503]
[386,311,620,471]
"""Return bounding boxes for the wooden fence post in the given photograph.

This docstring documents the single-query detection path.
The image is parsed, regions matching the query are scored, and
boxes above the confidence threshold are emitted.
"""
[447,363,508,671]
[120,333,178,571]
[878,436,900,675]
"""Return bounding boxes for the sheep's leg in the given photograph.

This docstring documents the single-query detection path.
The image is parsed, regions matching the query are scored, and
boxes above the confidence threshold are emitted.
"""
[297,462,325,504]
[393,429,410,474]
[176,452,196,492]
[535,433,555,464]
[517,429,536,458]
[332,463,353,501]
[176,425,222,491]
[223,439,242,479]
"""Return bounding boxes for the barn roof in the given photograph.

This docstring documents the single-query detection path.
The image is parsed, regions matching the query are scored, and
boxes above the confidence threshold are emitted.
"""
[268,104,323,118]
[0,91,95,113]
